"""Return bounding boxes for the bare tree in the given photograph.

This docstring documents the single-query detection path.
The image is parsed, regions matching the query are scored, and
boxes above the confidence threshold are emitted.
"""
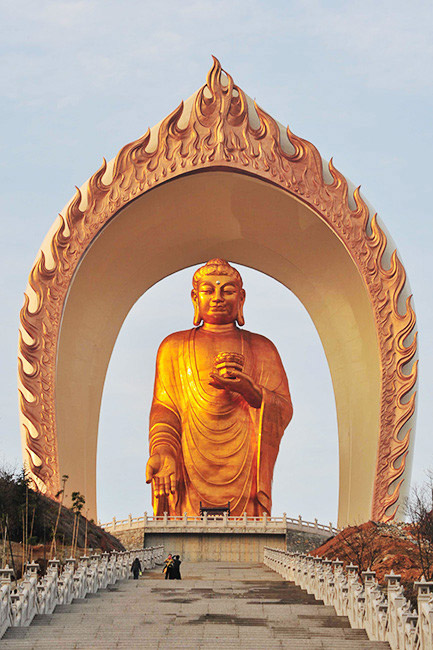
[406,472,433,580]
[338,522,382,576]
[50,474,69,559]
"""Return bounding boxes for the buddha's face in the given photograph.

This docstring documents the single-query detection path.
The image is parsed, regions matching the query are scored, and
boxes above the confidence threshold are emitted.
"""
[192,275,245,325]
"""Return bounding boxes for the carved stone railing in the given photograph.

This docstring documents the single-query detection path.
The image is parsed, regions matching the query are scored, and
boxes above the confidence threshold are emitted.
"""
[101,513,338,537]
[0,546,163,639]
[264,546,433,650]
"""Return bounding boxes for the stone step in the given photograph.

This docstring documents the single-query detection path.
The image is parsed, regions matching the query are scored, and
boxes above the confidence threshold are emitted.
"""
[0,635,391,646]
[0,562,390,648]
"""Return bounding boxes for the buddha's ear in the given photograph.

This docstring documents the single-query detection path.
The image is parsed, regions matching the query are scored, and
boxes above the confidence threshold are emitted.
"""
[237,289,246,327]
[191,289,202,326]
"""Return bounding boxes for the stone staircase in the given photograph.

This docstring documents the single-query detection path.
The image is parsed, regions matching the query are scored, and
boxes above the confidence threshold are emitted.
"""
[1,562,390,649]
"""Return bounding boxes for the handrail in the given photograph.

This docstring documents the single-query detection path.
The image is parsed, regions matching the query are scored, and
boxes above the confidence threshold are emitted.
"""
[100,513,338,535]
[263,546,433,650]
[0,546,164,639]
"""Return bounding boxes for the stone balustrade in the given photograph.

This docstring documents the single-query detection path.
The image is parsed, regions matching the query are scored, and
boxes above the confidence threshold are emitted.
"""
[0,546,164,640]
[101,512,338,537]
[264,546,433,650]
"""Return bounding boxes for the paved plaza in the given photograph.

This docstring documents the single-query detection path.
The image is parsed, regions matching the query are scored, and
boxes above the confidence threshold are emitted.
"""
[1,562,390,649]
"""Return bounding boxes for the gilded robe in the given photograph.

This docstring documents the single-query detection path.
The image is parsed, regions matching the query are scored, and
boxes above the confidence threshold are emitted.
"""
[149,326,292,516]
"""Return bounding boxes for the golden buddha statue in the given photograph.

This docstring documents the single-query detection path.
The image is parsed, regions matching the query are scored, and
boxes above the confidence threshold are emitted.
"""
[145,259,293,516]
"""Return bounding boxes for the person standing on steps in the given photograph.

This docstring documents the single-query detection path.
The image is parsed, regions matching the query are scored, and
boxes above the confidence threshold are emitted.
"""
[163,554,173,579]
[131,557,142,580]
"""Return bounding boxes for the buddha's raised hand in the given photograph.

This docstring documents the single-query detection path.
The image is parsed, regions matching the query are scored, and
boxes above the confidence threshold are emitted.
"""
[209,365,263,409]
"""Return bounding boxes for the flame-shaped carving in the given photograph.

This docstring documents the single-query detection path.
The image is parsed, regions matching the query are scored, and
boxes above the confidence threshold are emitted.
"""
[19,58,417,519]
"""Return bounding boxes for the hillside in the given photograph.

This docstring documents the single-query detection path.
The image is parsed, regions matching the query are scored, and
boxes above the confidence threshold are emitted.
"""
[0,468,124,577]
[311,521,425,600]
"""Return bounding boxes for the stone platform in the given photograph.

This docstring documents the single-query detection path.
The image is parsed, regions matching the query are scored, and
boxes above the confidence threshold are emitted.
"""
[1,562,390,649]
[104,515,336,560]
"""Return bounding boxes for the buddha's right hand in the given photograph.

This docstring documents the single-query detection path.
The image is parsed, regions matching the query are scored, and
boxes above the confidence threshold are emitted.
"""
[145,447,178,498]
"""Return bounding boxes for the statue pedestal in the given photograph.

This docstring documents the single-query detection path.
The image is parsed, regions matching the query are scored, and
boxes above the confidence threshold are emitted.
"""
[103,515,336,562]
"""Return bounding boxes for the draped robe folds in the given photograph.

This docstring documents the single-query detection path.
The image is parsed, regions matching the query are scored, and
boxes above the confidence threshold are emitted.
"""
[149,327,293,516]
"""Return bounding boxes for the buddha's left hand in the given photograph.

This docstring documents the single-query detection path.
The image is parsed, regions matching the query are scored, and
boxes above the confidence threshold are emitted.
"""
[209,365,263,408]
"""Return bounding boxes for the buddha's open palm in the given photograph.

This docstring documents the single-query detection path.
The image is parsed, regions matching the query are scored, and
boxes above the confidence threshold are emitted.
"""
[145,449,177,498]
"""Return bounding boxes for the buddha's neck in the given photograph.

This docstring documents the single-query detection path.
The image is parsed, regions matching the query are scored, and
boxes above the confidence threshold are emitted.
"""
[201,322,237,334]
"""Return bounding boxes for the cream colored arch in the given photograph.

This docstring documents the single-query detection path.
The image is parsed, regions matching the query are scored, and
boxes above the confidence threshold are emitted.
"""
[18,59,417,527]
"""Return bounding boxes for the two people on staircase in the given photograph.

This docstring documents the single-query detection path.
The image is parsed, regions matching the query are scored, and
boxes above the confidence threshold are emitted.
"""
[163,553,182,580]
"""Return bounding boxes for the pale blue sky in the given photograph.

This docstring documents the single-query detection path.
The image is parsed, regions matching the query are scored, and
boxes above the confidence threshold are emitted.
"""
[1,0,432,525]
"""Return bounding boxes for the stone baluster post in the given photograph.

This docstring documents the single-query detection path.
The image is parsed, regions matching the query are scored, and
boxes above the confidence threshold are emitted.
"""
[25,562,39,580]
[321,558,333,606]
[405,612,419,648]
[376,602,388,641]
[99,552,110,589]
[0,566,13,637]
[345,564,361,627]
[10,591,21,627]
[47,558,60,577]
[332,559,345,615]
[299,554,308,590]
[0,567,14,585]
[385,571,404,649]
[312,557,323,598]
[361,568,377,638]
[283,551,292,580]
[414,578,433,650]
[287,552,296,582]
[304,556,314,594]
[19,564,39,627]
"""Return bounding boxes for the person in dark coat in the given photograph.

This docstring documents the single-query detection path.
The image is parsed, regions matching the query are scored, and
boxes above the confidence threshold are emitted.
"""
[171,555,181,580]
[131,557,142,580]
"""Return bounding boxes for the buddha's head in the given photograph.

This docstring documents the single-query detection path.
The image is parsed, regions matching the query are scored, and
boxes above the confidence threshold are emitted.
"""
[191,259,245,327]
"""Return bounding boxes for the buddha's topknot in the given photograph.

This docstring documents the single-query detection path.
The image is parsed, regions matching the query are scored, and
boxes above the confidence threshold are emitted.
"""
[192,259,242,290]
